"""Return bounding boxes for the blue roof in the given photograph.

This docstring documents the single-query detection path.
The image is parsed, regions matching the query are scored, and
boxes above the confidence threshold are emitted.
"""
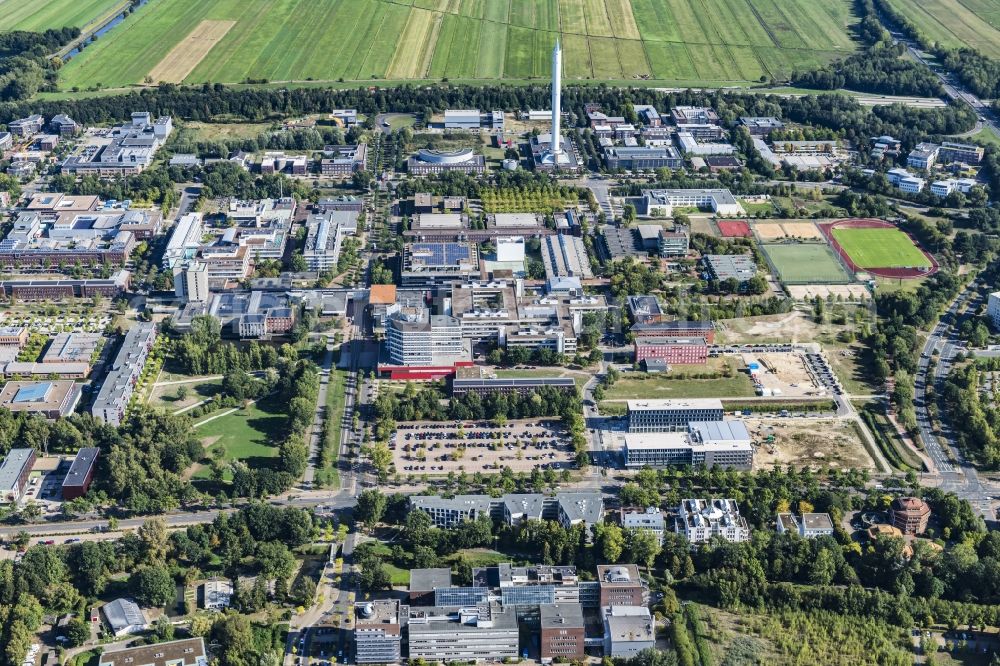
[13,382,52,403]
[412,242,470,266]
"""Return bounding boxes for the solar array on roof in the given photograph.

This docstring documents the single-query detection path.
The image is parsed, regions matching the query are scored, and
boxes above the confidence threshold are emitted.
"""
[411,243,471,266]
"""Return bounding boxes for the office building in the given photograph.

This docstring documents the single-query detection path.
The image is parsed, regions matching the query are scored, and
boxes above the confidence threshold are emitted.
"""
[676,132,735,156]
[101,598,149,637]
[329,109,358,127]
[162,213,203,269]
[540,604,585,663]
[452,367,576,397]
[604,145,682,170]
[0,380,82,419]
[776,512,835,538]
[0,447,35,503]
[929,178,978,197]
[320,144,368,177]
[596,564,646,607]
[631,320,715,343]
[657,228,689,257]
[890,496,931,535]
[675,498,751,544]
[386,308,465,366]
[91,323,157,426]
[740,117,784,136]
[0,326,27,347]
[401,242,479,287]
[303,211,358,271]
[61,447,99,500]
[938,141,984,165]
[622,507,666,544]
[206,291,295,339]
[542,234,593,286]
[641,189,744,217]
[408,149,486,175]
[621,421,753,470]
[410,495,493,528]
[49,114,80,137]
[174,261,209,304]
[0,271,129,301]
[63,113,172,175]
[8,114,44,137]
[671,107,719,125]
[907,142,939,170]
[627,399,724,432]
[0,209,151,268]
[407,604,519,663]
[355,600,406,664]
[409,568,454,606]
[603,606,655,658]
[99,639,206,666]
[627,296,662,324]
[888,168,925,193]
[0,132,11,151]
[633,337,708,365]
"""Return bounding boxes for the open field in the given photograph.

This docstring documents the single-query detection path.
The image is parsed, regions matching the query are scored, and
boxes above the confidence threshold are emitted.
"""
[750,417,876,470]
[603,357,757,399]
[147,376,222,411]
[831,226,932,269]
[762,243,852,284]
[148,20,237,84]
[883,0,1000,59]
[191,398,284,479]
[56,0,860,89]
[0,0,121,31]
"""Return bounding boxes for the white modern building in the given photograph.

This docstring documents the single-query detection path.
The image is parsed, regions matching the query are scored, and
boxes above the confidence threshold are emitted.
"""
[303,211,358,271]
[988,291,1000,330]
[496,236,526,262]
[642,189,744,217]
[675,498,750,544]
[386,308,464,366]
[162,212,203,269]
[887,168,925,193]
[622,507,666,544]
[603,606,655,658]
[407,605,519,663]
[621,420,753,469]
[929,178,978,197]
[626,399,725,433]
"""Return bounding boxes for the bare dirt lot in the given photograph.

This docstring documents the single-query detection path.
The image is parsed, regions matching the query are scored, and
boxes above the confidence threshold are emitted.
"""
[748,417,875,470]
[148,20,236,84]
[740,352,825,397]
[393,419,574,475]
[754,221,823,240]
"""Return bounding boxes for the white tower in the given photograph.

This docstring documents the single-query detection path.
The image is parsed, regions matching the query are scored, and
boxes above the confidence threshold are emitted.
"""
[551,39,562,159]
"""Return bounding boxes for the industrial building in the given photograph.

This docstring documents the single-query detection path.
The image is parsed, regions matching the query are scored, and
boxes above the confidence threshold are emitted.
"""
[61,447,100,500]
[675,498,751,544]
[0,447,35,504]
[626,399,725,432]
[90,323,157,427]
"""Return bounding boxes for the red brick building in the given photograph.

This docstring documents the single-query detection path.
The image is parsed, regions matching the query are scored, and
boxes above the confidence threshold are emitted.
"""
[540,604,585,663]
[631,320,715,344]
[890,496,931,535]
[597,564,647,607]
[634,337,708,365]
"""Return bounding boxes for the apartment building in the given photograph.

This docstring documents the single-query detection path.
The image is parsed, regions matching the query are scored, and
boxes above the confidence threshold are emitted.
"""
[409,495,493,527]
[99,639,206,666]
[90,322,157,426]
[675,498,751,544]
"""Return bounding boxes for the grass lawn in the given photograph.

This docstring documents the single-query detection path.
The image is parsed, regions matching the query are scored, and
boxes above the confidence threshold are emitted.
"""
[875,274,929,295]
[148,377,222,410]
[738,199,777,216]
[191,397,285,478]
[315,367,346,489]
[603,357,756,400]
[832,227,932,269]
[442,548,509,568]
[762,243,852,284]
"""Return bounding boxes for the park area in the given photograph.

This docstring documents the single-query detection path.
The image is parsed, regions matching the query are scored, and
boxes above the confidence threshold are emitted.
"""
[188,397,285,480]
[762,243,852,284]
[392,419,575,476]
[54,0,860,89]
[827,221,934,276]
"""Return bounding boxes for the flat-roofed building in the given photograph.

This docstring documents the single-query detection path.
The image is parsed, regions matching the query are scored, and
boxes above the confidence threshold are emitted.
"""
[704,254,757,285]
[98,638,206,666]
[596,564,646,607]
[0,326,27,347]
[63,113,172,176]
[890,496,931,535]
[410,494,492,528]
[604,145,682,170]
[740,117,784,136]
[776,512,834,538]
[603,606,654,658]
[401,242,479,287]
[174,261,209,304]
[938,141,984,165]
[162,212,203,269]
[631,320,714,343]
[675,498,750,544]
[199,578,233,611]
[907,142,939,170]
[408,149,486,175]
[634,336,708,365]
[452,369,576,397]
[444,110,482,129]
[627,295,662,324]
[386,308,465,366]
[408,604,519,663]
[621,421,753,470]
[622,507,666,544]
[0,447,35,503]
[50,114,80,137]
[303,211,358,271]
[671,107,719,125]
[540,604,585,663]
[41,333,101,365]
[642,188,744,217]
[0,380,81,419]
[9,115,44,137]
[627,399,724,432]
[320,144,368,177]
[409,568,453,606]
[542,234,593,286]
[62,447,99,500]
[355,599,406,664]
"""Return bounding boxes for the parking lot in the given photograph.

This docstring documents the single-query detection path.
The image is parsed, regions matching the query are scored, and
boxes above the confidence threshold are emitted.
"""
[392,419,574,475]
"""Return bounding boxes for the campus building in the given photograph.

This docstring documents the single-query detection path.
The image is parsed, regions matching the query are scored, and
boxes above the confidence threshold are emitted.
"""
[9,114,44,137]
[596,564,647,607]
[631,320,715,343]
[938,141,984,165]
[411,493,604,532]
[540,604,586,662]
[408,149,487,175]
[621,421,753,470]
[91,323,157,427]
[174,261,209,304]
[776,512,835,538]
[401,242,479,287]
[407,605,519,663]
[61,447,100,500]
[626,399,725,432]
[907,143,939,170]
[890,496,931,535]
[386,308,465,366]
[641,189,744,217]
[0,380,82,419]
[320,144,368,177]
[622,507,666,544]
[99,639,206,666]
[603,606,654,658]
[409,495,493,528]
[355,600,407,664]
[888,168,925,194]
[0,447,35,504]
[303,211,358,271]
[988,292,1000,330]
[0,209,153,268]
[63,112,172,175]
[675,498,751,544]
[603,146,683,170]
[633,336,708,365]
[451,367,576,397]
[704,254,757,285]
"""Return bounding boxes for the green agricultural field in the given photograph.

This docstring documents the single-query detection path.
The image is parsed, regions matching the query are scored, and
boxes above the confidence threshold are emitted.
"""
[762,243,852,284]
[0,0,122,31]
[832,227,932,270]
[883,0,1000,59]
[54,0,860,90]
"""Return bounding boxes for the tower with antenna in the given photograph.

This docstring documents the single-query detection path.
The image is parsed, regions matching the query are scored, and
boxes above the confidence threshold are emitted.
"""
[550,39,562,161]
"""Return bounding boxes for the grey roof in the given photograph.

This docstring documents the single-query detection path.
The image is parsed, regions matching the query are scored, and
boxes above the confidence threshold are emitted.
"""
[802,513,834,530]
[411,494,492,514]
[557,492,603,525]
[540,603,585,629]
[0,448,34,491]
[606,613,654,643]
[627,295,661,316]
[409,568,453,592]
[102,598,147,632]
[502,493,546,520]
[688,420,751,442]
[408,604,517,633]
[631,320,713,333]
[62,447,99,489]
